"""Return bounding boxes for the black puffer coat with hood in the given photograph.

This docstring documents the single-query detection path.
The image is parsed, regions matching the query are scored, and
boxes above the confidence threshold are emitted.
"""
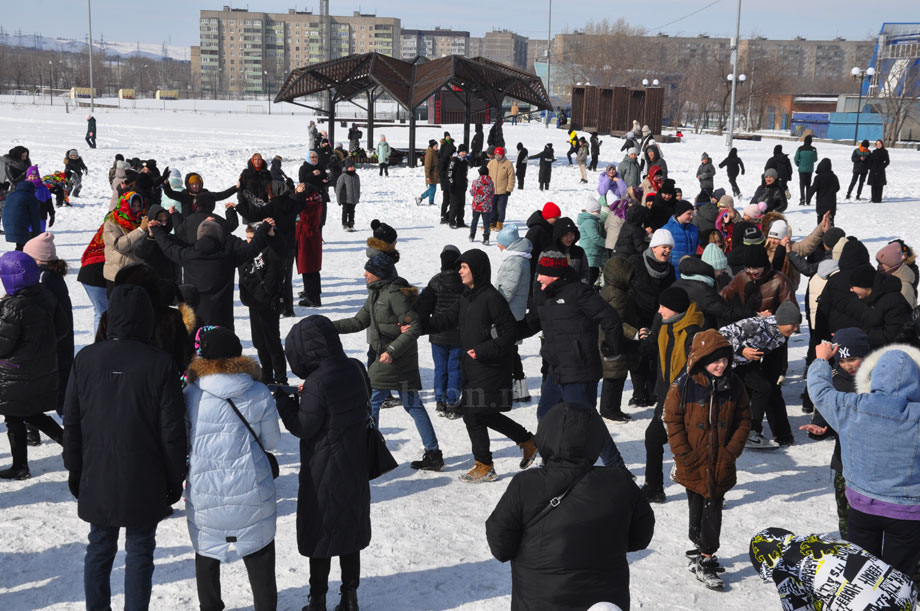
[162,172,238,217]
[486,402,655,611]
[134,205,181,282]
[276,315,371,558]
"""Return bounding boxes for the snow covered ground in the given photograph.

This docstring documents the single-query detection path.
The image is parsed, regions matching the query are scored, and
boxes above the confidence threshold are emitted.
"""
[1,104,918,610]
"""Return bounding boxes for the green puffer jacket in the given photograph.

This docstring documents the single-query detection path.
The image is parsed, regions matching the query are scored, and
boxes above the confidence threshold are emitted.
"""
[599,257,639,380]
[333,276,422,390]
[576,211,608,268]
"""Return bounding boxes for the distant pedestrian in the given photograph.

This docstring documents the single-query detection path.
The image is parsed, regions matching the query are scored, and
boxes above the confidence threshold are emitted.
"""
[85,114,97,149]
[376,135,391,177]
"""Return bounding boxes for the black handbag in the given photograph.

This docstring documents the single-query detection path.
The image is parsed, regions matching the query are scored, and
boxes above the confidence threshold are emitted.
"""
[352,360,397,480]
[225,397,280,479]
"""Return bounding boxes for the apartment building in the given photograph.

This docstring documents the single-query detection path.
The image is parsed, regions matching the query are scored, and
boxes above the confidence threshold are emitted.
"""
[482,30,528,71]
[400,28,469,60]
[198,6,400,95]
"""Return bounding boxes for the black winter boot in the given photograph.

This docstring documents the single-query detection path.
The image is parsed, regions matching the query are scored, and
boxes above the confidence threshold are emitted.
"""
[334,588,359,611]
[599,379,630,422]
[25,424,40,447]
[0,421,30,480]
[304,588,327,611]
[410,450,444,471]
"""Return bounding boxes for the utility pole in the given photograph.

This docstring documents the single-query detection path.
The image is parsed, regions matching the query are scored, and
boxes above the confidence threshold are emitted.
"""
[726,0,741,149]
[545,0,552,129]
[87,0,95,112]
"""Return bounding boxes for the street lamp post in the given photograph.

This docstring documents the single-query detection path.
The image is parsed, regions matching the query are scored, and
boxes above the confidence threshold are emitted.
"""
[726,73,747,138]
[545,0,552,129]
[851,66,876,146]
[726,0,742,148]
[87,0,95,113]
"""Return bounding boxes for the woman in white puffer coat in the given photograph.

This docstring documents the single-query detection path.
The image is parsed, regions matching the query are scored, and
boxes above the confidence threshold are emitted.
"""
[183,325,281,611]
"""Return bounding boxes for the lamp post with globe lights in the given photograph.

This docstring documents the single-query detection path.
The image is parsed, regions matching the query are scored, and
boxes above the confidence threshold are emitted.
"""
[851,66,876,145]
[726,73,746,142]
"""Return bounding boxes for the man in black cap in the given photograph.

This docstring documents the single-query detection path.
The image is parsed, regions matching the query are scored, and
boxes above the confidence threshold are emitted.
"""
[447,144,470,229]
[518,249,627,469]
[719,301,801,449]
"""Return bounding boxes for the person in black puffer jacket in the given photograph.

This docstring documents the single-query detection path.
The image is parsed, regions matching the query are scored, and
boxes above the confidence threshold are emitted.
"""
[626,238,676,405]
[815,237,870,344]
[414,245,465,416]
[810,158,840,224]
[238,154,272,204]
[486,402,655,611]
[719,147,745,197]
[842,265,911,349]
[524,203,561,296]
[764,144,793,193]
[153,219,271,330]
[239,225,287,385]
[171,195,240,247]
[613,204,649,258]
[515,142,529,190]
[750,169,788,213]
[672,257,754,330]
[274,316,371,611]
[135,205,181,283]
[162,171,238,217]
[548,216,590,284]
[0,251,67,479]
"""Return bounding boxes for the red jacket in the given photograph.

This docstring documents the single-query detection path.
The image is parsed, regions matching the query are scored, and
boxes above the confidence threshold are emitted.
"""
[470,176,495,213]
[295,192,323,274]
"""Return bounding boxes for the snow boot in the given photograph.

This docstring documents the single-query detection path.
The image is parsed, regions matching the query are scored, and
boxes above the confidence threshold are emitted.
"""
[303,591,326,611]
[599,379,630,421]
[518,435,538,469]
[334,588,358,611]
[459,461,497,483]
[689,554,725,590]
[410,450,444,472]
[512,379,531,403]
[0,422,30,480]
[380,396,400,409]
[745,430,779,450]
[444,402,463,420]
[435,401,448,417]
[496,222,503,230]
[640,484,666,504]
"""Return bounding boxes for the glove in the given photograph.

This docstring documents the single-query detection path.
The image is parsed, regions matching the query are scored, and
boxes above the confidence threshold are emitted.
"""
[68,473,80,499]
[140,217,149,231]
[162,166,170,180]
[166,483,183,505]
[48,214,55,228]
[274,389,298,414]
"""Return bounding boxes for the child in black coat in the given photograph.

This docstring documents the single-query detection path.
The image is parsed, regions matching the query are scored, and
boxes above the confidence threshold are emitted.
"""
[239,224,286,385]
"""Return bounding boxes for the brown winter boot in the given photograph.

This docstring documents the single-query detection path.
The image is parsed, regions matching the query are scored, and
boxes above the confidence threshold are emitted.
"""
[459,461,498,483]
[489,223,497,232]
[496,222,504,230]
[518,435,537,469]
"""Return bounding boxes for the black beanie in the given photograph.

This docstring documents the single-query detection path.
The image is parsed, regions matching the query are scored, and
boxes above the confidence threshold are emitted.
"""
[744,245,771,269]
[823,227,846,249]
[428,139,437,147]
[673,201,694,217]
[861,139,870,148]
[457,143,468,153]
[658,286,690,313]
[370,219,397,244]
[850,264,876,289]
[196,326,242,359]
[365,253,396,279]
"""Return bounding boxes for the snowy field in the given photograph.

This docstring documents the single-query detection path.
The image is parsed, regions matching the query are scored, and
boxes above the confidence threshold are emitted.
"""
[1,104,918,610]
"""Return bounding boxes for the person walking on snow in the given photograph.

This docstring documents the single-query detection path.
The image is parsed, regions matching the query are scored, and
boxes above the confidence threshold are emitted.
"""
[719,148,745,198]
[486,146,515,231]
[85,114,97,149]
[794,134,818,206]
[376,135,392,177]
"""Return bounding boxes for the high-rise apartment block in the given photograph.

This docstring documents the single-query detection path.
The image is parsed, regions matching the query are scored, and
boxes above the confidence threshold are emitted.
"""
[400,28,470,60]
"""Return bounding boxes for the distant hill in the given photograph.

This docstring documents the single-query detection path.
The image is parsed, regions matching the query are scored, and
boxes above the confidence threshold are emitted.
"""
[0,31,189,62]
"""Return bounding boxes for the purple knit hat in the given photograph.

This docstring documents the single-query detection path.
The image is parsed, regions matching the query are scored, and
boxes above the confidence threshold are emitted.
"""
[0,251,41,296]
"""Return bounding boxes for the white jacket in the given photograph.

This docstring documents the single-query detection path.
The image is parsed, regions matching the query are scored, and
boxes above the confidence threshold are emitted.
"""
[183,356,280,561]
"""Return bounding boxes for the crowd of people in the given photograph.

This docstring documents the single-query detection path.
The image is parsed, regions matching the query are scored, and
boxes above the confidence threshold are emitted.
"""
[0,115,916,611]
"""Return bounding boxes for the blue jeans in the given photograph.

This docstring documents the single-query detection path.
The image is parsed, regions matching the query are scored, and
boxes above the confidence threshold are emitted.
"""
[370,388,439,451]
[85,523,158,611]
[470,210,492,238]
[537,373,624,468]
[493,194,509,224]
[419,183,437,204]
[82,283,109,336]
[431,344,462,405]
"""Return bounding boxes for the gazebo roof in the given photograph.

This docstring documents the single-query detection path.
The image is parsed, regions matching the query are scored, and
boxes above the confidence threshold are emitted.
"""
[274,52,552,111]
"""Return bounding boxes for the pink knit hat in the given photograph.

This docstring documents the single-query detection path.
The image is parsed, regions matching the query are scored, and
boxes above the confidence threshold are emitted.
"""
[876,242,904,271]
[23,232,57,263]
[743,202,767,219]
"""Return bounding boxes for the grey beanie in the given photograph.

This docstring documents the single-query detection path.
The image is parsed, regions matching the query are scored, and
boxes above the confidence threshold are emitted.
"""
[764,168,779,179]
[196,220,224,242]
[774,301,802,326]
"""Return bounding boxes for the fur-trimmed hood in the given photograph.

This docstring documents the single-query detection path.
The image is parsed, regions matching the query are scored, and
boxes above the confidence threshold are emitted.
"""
[186,355,262,386]
[366,237,400,263]
[855,343,920,400]
[179,302,198,335]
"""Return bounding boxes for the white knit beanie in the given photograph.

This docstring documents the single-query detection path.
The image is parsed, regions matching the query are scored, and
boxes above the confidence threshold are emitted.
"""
[650,228,675,248]
[585,195,602,214]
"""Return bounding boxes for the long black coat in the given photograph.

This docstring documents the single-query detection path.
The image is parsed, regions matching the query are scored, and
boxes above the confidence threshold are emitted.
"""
[0,284,67,418]
[627,250,675,328]
[426,250,517,413]
[415,268,463,346]
[236,188,307,251]
[40,268,74,414]
[811,158,840,218]
[764,146,793,183]
[239,243,283,312]
[277,316,371,558]
[63,285,187,528]
[135,205,181,283]
[447,155,470,195]
[672,257,752,330]
[868,147,890,187]
[154,223,268,329]
[515,146,529,178]
[486,403,655,611]
[815,239,870,342]
[519,270,624,384]
[239,159,272,202]
[531,145,555,183]
[438,139,456,176]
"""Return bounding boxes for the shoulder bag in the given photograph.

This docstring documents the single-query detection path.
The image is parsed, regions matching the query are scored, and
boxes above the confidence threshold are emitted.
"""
[351,359,397,480]
[523,467,593,530]
[225,397,280,479]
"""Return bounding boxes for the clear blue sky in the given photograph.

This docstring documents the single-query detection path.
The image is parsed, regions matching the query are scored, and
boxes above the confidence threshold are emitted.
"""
[5,1,919,48]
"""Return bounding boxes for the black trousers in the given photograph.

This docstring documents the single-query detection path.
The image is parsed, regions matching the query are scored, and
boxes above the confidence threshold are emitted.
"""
[5,415,63,468]
[847,507,920,575]
[195,541,277,611]
[588,267,600,286]
[464,410,530,465]
[629,354,656,402]
[847,171,867,198]
[439,177,452,220]
[302,272,321,304]
[511,345,525,380]
[378,163,388,176]
[735,353,791,439]
[728,174,741,196]
[249,307,286,384]
[341,203,356,228]
[687,490,723,555]
[516,173,525,190]
[871,183,884,203]
[282,249,295,314]
[644,408,668,490]
[799,171,813,203]
[448,192,465,225]
[589,155,599,172]
[566,145,577,164]
[85,134,96,149]
[310,551,360,594]
[600,377,627,418]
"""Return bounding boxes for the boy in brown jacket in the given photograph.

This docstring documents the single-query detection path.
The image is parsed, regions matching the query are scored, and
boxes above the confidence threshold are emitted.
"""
[664,329,751,590]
